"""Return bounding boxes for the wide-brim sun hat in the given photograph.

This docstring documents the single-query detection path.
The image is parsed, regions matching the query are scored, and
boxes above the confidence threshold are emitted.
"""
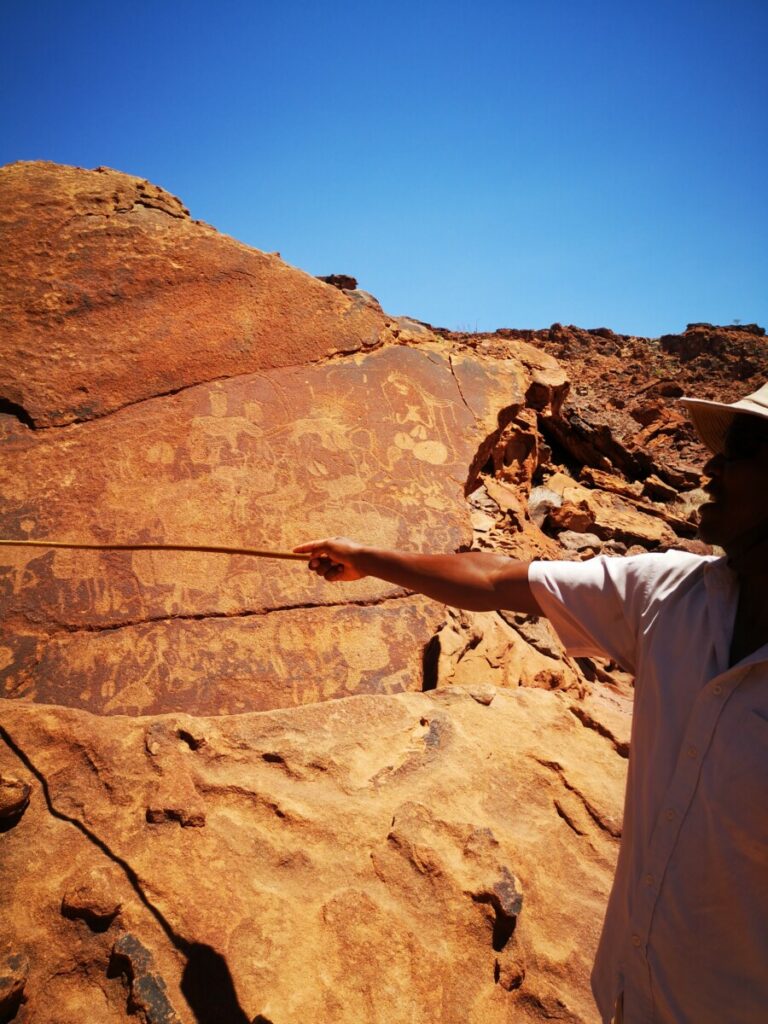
[680,382,768,455]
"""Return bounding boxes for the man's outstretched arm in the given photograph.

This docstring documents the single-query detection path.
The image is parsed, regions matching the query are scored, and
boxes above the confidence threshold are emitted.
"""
[293,538,542,616]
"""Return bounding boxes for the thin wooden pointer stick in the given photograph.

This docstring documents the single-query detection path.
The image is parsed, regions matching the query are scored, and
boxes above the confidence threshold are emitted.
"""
[0,539,309,561]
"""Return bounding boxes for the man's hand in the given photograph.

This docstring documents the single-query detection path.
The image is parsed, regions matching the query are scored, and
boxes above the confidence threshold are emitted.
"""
[293,537,368,582]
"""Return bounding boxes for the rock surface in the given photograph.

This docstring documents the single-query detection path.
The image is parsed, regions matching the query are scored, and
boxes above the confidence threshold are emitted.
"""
[1,340,532,714]
[0,689,626,1024]
[0,161,394,428]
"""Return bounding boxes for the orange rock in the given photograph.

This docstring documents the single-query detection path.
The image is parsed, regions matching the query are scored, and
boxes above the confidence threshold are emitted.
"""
[0,161,395,428]
[1,317,527,712]
[0,688,627,1023]
[544,473,676,547]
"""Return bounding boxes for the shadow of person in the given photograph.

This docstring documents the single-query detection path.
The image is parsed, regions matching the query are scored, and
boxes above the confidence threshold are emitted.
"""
[181,943,253,1024]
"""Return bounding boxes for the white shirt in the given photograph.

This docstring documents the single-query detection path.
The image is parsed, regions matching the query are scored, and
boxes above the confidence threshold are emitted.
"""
[528,551,768,1024]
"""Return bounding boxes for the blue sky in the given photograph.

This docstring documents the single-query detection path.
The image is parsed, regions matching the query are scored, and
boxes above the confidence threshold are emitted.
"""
[2,0,766,337]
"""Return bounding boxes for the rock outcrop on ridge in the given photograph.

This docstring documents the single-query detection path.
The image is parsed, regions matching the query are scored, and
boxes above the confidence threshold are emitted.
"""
[1,160,764,1023]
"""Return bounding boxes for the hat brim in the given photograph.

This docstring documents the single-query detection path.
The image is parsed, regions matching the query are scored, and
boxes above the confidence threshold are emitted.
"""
[680,394,768,455]
[678,397,736,455]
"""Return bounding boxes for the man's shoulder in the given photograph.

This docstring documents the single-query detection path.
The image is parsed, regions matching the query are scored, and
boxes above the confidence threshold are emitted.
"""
[621,548,717,579]
[529,549,719,618]
[531,548,717,586]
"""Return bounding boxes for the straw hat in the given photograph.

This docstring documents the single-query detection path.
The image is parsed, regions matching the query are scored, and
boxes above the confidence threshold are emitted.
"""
[680,382,768,454]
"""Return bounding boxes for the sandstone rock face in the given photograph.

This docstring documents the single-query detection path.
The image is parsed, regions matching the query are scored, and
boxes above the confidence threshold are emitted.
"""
[0,161,394,428]
[0,689,626,1024]
[1,340,529,714]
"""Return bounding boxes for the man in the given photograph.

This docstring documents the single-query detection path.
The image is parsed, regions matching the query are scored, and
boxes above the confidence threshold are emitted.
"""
[296,383,768,1024]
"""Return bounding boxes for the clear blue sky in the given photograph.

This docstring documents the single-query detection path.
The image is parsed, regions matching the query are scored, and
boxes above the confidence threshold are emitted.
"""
[2,0,766,337]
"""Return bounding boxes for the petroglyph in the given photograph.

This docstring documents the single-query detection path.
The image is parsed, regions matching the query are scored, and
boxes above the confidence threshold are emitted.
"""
[1,345,525,714]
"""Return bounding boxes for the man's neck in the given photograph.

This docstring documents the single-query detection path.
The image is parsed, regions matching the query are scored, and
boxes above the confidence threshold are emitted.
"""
[724,529,768,666]
[725,528,768,578]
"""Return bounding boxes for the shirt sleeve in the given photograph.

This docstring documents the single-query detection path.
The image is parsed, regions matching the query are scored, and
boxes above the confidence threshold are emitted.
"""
[527,552,705,675]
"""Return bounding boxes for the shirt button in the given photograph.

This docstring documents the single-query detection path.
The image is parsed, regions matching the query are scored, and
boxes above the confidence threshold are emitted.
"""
[632,934,642,947]
[665,808,676,821]
[713,685,723,695]
[645,874,655,887]
[687,746,698,758]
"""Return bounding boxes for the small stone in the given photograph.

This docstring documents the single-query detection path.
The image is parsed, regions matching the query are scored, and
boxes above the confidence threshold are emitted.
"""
[548,500,595,533]
[468,686,496,706]
[62,873,122,929]
[558,530,602,552]
[527,486,562,528]
[110,934,182,1023]
[0,775,31,823]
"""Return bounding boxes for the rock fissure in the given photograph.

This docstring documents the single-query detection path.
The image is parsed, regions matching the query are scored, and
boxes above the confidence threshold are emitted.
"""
[534,757,621,839]
[17,372,238,432]
[0,396,37,430]
[28,589,414,637]
[569,704,630,759]
[448,354,478,419]
[0,722,183,946]
[553,798,587,837]
[0,722,252,1023]
[7,338,406,434]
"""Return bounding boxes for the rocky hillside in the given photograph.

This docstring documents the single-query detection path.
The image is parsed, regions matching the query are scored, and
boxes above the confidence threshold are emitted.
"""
[1,160,764,1024]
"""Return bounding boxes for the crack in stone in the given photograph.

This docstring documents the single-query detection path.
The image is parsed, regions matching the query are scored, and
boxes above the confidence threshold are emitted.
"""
[534,757,621,839]
[0,722,188,942]
[21,372,239,432]
[12,339,401,433]
[569,704,630,759]
[22,588,415,638]
[0,723,251,1023]
[553,798,587,836]
[448,354,478,419]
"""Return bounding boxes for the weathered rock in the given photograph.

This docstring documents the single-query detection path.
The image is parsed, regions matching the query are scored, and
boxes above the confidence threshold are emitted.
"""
[497,321,768,484]
[548,500,596,535]
[0,949,28,1020]
[496,338,569,416]
[0,773,30,824]
[527,485,563,528]
[0,162,397,428]
[579,467,644,500]
[558,530,603,553]
[1,342,526,714]
[641,474,679,502]
[435,608,582,692]
[0,689,627,1023]
[62,869,123,929]
[110,933,182,1024]
[544,473,677,548]
[316,273,358,291]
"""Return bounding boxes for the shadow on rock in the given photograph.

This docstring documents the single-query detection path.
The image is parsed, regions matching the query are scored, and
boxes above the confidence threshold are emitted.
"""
[181,943,252,1024]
